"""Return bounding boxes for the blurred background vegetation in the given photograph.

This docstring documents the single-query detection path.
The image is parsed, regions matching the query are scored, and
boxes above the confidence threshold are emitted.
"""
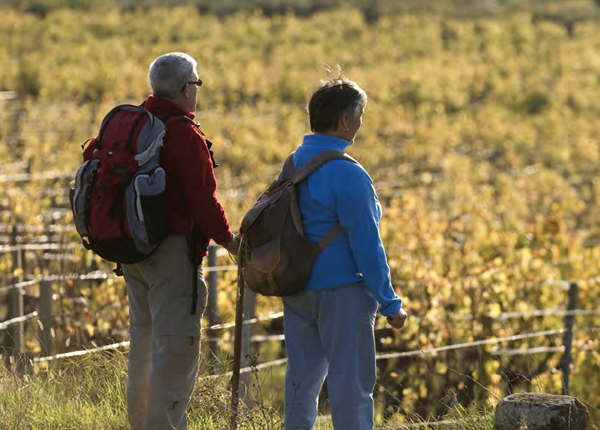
[0,0,600,426]
[2,0,600,21]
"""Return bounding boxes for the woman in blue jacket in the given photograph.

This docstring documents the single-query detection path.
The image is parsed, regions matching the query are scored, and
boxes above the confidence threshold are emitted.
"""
[283,76,408,430]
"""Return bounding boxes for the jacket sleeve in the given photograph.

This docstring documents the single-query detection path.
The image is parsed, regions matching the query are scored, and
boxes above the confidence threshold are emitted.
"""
[334,164,403,317]
[173,123,233,245]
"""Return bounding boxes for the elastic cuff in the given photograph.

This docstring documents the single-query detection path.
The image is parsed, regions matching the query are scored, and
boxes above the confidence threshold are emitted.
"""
[215,230,234,246]
[379,299,403,317]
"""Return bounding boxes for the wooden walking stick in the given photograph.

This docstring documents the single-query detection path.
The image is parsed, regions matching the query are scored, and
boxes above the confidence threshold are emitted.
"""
[230,243,245,430]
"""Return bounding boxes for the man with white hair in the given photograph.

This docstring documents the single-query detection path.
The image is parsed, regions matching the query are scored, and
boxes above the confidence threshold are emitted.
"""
[123,52,239,430]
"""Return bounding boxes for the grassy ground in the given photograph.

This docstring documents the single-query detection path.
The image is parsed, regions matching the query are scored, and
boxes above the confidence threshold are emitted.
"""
[0,352,286,430]
[0,352,497,430]
[0,354,129,429]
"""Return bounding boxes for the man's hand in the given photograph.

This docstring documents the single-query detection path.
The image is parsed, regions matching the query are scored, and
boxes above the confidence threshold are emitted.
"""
[386,308,407,330]
[223,234,241,256]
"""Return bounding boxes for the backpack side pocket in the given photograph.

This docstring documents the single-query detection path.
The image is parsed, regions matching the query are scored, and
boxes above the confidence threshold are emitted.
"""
[71,159,99,246]
[127,165,168,250]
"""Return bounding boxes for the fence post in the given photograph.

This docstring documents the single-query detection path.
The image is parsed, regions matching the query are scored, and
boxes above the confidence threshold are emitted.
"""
[39,281,53,357]
[560,281,578,395]
[206,244,220,367]
[241,285,256,403]
[8,243,25,357]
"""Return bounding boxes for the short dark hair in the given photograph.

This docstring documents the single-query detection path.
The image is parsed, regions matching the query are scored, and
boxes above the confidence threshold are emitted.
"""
[307,78,367,133]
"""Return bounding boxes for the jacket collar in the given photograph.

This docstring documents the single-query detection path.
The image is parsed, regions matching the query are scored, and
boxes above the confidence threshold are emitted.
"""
[301,133,352,151]
[144,94,195,120]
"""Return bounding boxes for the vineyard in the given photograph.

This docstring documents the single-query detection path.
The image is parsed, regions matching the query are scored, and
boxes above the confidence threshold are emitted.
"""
[1,2,600,426]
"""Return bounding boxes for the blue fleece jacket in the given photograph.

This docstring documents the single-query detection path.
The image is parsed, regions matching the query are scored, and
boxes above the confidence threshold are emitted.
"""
[291,134,403,317]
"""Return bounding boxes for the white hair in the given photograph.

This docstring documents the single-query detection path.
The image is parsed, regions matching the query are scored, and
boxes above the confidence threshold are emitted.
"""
[148,52,197,99]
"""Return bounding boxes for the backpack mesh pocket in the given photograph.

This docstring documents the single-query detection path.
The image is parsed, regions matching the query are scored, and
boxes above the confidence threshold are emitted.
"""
[127,166,168,250]
[71,159,99,242]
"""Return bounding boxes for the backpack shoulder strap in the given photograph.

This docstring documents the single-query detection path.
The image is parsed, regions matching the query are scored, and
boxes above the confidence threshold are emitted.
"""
[160,116,219,168]
[281,153,296,180]
[281,149,358,183]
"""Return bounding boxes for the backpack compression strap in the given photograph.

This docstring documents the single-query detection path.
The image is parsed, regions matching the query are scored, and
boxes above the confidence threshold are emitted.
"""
[318,224,341,249]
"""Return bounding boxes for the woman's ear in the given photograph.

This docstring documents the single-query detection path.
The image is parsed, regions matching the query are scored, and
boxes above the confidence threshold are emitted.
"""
[339,115,350,132]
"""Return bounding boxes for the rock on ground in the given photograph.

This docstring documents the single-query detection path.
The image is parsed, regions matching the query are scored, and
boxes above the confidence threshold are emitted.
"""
[495,392,592,430]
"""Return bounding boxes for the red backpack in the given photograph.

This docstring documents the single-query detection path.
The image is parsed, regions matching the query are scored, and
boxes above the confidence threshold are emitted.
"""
[70,105,169,265]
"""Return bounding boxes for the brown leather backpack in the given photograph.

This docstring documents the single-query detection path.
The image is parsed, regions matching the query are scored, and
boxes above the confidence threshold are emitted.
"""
[239,150,357,296]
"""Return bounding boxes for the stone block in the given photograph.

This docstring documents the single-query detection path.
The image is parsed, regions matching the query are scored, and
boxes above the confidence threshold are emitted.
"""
[495,392,591,430]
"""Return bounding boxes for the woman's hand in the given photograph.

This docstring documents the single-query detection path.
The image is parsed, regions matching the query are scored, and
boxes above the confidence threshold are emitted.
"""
[386,308,407,329]
[223,234,241,256]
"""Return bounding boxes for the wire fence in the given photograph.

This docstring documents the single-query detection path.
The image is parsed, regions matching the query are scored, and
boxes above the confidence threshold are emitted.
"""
[2,236,599,364]
[22,301,599,365]
[0,312,38,331]
[3,269,600,326]
[2,171,600,344]
[198,326,600,379]
[2,251,600,344]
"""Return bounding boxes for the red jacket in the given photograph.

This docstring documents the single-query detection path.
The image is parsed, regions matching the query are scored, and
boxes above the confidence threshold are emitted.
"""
[84,95,233,259]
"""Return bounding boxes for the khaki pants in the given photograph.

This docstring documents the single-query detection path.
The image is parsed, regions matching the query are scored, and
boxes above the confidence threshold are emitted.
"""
[122,235,207,430]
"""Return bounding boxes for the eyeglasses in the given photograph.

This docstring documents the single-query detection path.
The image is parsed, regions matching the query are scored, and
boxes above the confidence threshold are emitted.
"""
[181,79,203,92]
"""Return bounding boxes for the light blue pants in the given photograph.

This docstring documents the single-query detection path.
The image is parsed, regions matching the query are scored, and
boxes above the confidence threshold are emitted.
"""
[283,283,378,430]
[123,236,207,430]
